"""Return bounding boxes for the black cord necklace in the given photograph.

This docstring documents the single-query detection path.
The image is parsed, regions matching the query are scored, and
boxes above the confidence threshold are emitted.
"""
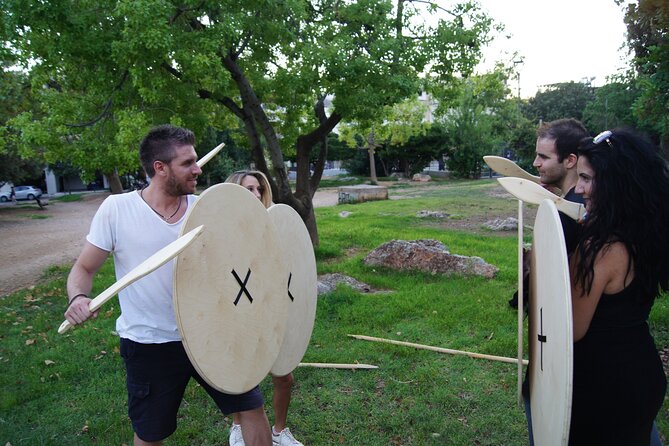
[140,188,182,221]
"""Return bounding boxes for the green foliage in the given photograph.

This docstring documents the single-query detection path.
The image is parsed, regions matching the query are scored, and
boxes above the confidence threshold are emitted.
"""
[2,0,495,177]
[582,79,642,133]
[379,125,450,176]
[339,99,431,151]
[338,97,434,177]
[343,148,383,176]
[323,134,356,163]
[506,118,540,171]
[437,74,509,178]
[197,128,253,186]
[623,0,669,149]
[524,81,596,123]
[0,70,45,184]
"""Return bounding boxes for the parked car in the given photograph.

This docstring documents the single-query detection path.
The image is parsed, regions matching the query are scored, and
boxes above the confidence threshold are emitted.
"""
[0,185,43,202]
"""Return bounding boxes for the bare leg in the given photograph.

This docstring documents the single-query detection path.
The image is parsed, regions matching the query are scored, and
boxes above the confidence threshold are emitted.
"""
[239,406,272,446]
[134,433,163,446]
[271,373,293,432]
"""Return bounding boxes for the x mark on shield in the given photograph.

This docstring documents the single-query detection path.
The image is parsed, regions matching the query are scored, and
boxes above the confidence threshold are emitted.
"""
[287,272,295,301]
[231,268,253,305]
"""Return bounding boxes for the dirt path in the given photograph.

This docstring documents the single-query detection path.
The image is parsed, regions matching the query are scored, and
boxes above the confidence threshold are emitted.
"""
[0,189,341,297]
[0,193,108,296]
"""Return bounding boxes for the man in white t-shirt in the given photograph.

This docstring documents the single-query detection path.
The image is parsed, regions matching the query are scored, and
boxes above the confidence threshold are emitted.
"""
[63,125,272,446]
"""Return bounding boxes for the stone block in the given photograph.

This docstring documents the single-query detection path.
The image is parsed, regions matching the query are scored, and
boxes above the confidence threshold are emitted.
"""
[338,184,388,204]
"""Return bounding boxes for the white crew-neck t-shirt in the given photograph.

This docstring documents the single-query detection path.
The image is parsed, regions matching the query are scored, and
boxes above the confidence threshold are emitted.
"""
[87,191,197,343]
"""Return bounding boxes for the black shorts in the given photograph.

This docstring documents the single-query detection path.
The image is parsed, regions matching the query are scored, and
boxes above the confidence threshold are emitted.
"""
[120,338,264,442]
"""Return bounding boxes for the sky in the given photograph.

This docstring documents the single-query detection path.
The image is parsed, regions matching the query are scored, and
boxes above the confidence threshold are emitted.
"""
[472,0,633,98]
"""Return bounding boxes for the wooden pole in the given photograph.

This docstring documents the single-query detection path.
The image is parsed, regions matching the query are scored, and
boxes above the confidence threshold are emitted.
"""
[298,362,378,369]
[517,199,525,405]
[348,334,528,366]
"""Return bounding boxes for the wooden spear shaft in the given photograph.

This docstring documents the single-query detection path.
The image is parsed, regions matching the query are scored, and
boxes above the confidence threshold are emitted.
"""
[298,362,378,369]
[517,199,525,405]
[197,142,225,168]
[348,334,528,366]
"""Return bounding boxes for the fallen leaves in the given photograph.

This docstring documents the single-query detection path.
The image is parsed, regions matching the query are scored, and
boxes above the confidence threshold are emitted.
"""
[23,295,41,303]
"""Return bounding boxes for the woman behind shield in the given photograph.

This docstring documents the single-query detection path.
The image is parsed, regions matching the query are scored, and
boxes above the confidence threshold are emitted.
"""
[569,128,668,445]
[225,170,304,446]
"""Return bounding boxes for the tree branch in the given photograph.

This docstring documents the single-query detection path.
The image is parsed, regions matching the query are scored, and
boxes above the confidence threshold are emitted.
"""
[406,0,457,17]
[169,2,206,25]
[65,70,129,128]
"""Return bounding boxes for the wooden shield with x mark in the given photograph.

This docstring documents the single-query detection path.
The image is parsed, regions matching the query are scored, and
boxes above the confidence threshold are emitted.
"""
[173,183,288,394]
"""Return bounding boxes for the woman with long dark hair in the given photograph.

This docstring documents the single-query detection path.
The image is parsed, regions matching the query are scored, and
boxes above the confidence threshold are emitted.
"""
[569,128,668,444]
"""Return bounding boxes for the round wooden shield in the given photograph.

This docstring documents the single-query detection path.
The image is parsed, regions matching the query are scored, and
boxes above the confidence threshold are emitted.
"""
[173,183,288,394]
[267,204,318,377]
[529,199,573,445]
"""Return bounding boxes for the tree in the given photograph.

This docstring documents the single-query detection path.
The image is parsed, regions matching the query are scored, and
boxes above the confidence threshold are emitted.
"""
[434,68,512,178]
[505,117,539,171]
[622,0,669,155]
[380,124,450,176]
[0,69,45,186]
[338,96,432,181]
[4,0,494,244]
[581,78,642,133]
[196,128,253,188]
[524,81,596,123]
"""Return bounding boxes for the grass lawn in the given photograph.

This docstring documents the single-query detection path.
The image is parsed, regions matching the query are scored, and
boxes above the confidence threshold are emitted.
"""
[1,178,666,445]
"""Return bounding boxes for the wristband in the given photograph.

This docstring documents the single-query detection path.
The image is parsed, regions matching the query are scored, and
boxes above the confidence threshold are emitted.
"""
[67,293,88,309]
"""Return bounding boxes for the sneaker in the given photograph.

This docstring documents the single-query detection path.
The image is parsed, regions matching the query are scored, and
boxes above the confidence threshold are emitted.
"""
[272,427,303,446]
[229,423,245,446]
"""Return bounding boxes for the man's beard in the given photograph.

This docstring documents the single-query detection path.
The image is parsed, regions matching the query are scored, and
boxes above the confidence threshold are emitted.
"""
[165,174,194,196]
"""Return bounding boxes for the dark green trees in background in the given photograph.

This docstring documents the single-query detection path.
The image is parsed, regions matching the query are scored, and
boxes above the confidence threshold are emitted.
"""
[2,0,495,245]
[623,0,669,156]
[0,70,44,186]
[1,0,665,238]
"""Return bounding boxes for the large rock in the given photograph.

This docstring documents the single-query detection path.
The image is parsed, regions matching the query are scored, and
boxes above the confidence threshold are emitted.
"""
[484,217,518,231]
[317,273,372,295]
[363,239,498,278]
[412,173,432,182]
[416,210,449,219]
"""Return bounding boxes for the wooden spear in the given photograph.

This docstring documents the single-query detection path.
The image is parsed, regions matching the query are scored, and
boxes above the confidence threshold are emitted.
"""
[298,362,378,369]
[348,334,528,366]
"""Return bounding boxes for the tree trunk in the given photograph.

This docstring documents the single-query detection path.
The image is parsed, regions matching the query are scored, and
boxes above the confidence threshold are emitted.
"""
[302,202,319,247]
[368,147,378,185]
[106,171,123,194]
[219,55,344,247]
[378,155,389,177]
[400,158,410,177]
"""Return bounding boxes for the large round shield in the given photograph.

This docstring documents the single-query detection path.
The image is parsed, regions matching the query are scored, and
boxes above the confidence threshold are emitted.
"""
[173,183,288,394]
[267,204,318,377]
[529,199,573,445]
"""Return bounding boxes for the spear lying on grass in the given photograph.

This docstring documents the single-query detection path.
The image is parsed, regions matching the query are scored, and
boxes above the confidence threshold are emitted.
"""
[348,334,528,365]
[298,362,378,369]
